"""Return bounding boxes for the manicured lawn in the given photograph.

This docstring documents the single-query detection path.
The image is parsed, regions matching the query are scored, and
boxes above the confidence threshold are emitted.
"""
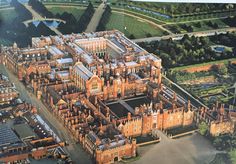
[106,12,165,38]
[46,6,85,21]
[0,8,17,24]
[229,150,236,164]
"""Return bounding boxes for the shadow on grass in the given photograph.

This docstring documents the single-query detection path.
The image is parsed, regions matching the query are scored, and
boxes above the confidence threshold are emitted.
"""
[209,153,231,164]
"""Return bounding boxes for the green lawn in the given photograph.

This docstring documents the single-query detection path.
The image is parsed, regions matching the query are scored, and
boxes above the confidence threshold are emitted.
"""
[46,6,85,21]
[0,8,17,24]
[106,12,165,39]
[229,150,236,164]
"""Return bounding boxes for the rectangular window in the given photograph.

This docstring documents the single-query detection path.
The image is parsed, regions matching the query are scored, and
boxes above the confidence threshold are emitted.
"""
[92,82,98,90]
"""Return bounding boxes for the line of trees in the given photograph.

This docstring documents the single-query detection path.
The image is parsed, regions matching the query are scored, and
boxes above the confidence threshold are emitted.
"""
[27,22,56,37]
[58,2,95,33]
[77,2,95,32]
[11,0,32,21]
[1,0,96,47]
[96,5,112,31]
[126,2,236,16]
[224,16,236,27]
[28,0,53,18]
[27,0,95,34]
[0,0,56,47]
[0,0,33,47]
[138,33,236,68]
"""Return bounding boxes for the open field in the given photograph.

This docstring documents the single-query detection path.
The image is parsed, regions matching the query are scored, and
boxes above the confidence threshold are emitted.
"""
[106,12,165,38]
[46,6,85,21]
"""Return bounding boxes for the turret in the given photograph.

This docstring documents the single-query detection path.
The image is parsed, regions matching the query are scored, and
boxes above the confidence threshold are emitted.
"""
[131,138,137,157]
[127,112,131,121]
[187,100,191,111]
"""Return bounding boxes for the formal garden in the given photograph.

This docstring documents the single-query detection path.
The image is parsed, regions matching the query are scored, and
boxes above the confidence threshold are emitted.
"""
[167,60,236,106]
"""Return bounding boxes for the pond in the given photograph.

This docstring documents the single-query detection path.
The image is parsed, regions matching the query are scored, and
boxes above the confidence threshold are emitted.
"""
[213,46,225,53]
[32,20,61,28]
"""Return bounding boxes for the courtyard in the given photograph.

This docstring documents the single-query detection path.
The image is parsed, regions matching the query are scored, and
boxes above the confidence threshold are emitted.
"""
[106,96,151,118]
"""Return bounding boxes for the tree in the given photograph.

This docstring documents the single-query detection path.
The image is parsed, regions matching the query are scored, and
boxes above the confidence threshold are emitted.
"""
[159,52,172,67]
[96,5,111,31]
[0,17,2,28]
[210,64,220,73]
[27,23,39,37]
[146,33,152,37]
[218,65,228,75]
[76,2,95,32]
[195,22,202,28]
[198,121,208,135]
[37,22,56,36]
[213,137,223,148]
[28,0,53,18]
[129,34,135,39]
[58,12,77,34]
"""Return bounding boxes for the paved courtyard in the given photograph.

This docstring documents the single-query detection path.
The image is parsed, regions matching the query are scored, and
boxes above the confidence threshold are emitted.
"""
[133,132,219,164]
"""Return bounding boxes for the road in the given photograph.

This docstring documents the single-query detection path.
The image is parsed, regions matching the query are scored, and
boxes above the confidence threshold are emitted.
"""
[24,4,62,35]
[132,27,236,43]
[0,64,92,164]
[133,131,220,164]
[85,2,105,32]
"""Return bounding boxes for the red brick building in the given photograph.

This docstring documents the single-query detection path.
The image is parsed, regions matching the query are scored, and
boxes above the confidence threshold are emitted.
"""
[1,30,234,163]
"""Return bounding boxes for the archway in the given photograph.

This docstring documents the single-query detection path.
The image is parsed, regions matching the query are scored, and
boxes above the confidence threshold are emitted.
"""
[114,156,119,162]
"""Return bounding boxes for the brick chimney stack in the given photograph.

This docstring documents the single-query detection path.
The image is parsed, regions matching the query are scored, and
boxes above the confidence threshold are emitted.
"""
[127,112,131,121]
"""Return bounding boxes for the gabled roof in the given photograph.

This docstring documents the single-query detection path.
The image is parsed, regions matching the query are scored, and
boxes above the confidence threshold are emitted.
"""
[74,62,93,81]
[57,99,67,105]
